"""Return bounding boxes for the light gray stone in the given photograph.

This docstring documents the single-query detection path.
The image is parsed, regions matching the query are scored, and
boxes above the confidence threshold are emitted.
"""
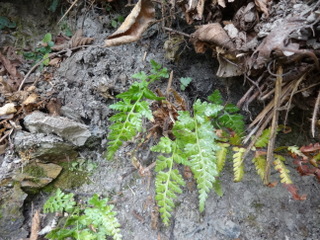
[24,111,91,146]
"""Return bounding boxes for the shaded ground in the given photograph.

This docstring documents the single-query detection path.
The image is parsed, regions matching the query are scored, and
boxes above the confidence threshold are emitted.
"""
[0,1,320,240]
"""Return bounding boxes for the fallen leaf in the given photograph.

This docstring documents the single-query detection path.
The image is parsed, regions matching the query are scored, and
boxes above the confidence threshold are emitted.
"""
[254,0,270,17]
[51,29,94,51]
[283,184,307,201]
[300,143,320,153]
[218,0,226,8]
[190,23,236,53]
[30,210,41,240]
[22,93,39,105]
[0,103,17,116]
[104,0,155,47]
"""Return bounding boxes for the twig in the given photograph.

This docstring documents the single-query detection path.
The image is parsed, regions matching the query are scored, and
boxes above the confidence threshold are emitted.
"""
[166,70,174,97]
[283,73,306,126]
[163,27,191,38]
[57,0,80,25]
[312,90,320,138]
[264,66,282,185]
[18,45,91,91]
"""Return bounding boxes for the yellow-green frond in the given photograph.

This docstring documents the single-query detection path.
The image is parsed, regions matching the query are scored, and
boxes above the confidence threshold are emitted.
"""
[232,147,245,182]
[273,155,293,184]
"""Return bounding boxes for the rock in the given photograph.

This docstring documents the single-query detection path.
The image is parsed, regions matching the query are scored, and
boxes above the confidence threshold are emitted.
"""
[13,162,62,193]
[24,111,91,146]
[14,131,78,162]
[214,219,241,238]
[0,184,28,239]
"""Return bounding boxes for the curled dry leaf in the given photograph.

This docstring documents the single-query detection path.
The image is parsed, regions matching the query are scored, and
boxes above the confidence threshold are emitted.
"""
[104,0,155,47]
[254,0,270,17]
[51,29,94,51]
[300,143,320,153]
[190,23,235,53]
[0,103,17,116]
[22,93,39,105]
[251,18,304,69]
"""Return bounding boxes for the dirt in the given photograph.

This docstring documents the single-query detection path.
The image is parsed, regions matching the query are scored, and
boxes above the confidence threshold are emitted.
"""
[0,1,320,240]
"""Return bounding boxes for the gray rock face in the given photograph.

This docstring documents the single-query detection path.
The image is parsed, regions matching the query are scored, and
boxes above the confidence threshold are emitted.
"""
[14,131,78,162]
[24,111,91,146]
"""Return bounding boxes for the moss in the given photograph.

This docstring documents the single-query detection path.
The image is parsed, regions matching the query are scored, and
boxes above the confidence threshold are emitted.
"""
[23,164,45,178]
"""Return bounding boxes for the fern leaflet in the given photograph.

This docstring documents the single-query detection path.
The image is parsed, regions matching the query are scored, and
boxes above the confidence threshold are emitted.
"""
[174,100,222,212]
[254,128,271,148]
[151,137,186,225]
[252,152,267,181]
[273,154,293,184]
[233,147,245,182]
[106,62,168,160]
[216,143,229,173]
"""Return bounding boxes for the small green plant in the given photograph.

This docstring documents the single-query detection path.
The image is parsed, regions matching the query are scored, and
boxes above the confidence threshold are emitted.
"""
[111,15,125,28]
[23,33,54,66]
[106,60,169,160]
[69,158,97,173]
[43,189,122,240]
[179,77,192,91]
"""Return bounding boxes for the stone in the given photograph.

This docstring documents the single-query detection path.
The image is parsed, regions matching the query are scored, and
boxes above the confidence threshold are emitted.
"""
[13,162,62,193]
[0,184,28,239]
[24,111,91,146]
[214,219,241,238]
[14,131,78,162]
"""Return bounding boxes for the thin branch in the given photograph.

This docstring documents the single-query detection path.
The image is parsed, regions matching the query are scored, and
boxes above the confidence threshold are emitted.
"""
[312,90,320,138]
[264,65,282,185]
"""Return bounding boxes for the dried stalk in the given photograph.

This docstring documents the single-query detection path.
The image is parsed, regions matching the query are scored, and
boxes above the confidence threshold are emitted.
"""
[264,66,282,185]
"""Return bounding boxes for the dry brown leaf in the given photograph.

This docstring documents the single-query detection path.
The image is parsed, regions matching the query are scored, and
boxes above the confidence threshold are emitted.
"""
[51,30,94,51]
[254,0,269,17]
[190,23,236,53]
[22,93,39,106]
[218,0,226,8]
[252,19,305,69]
[30,209,41,240]
[104,0,155,47]
[0,103,17,116]
[48,57,61,66]
[0,52,23,89]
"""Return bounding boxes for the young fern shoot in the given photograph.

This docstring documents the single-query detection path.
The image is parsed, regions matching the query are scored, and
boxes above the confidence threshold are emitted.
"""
[106,61,168,160]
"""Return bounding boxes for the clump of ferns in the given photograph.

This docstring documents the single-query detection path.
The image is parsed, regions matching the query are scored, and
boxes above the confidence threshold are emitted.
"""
[106,61,305,226]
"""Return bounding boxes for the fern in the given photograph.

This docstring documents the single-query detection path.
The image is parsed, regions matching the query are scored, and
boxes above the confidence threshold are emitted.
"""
[273,155,293,184]
[252,153,267,180]
[232,147,245,182]
[43,188,76,214]
[106,61,168,160]
[151,137,186,226]
[254,128,271,148]
[208,90,245,136]
[43,190,122,240]
[173,100,222,212]
[216,143,229,173]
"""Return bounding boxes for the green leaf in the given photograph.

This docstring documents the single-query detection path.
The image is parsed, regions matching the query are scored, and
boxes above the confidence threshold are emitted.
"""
[42,33,52,43]
[143,88,165,101]
[48,0,60,12]
[179,77,192,91]
[43,189,76,214]
[208,89,223,105]
[254,128,271,148]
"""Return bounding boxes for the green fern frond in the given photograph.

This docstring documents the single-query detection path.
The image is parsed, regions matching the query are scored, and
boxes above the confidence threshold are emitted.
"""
[174,100,221,212]
[273,155,293,184]
[216,143,229,173]
[254,128,271,148]
[106,62,168,160]
[288,146,307,159]
[208,89,223,105]
[232,147,245,182]
[218,113,245,136]
[252,153,267,180]
[152,138,186,226]
[43,188,76,214]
